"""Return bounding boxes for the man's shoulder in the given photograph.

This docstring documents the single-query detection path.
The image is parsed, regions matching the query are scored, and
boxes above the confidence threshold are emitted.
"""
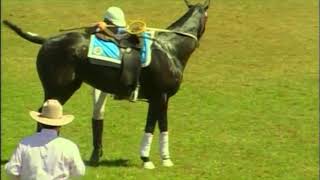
[55,137,81,157]
[55,137,78,149]
[20,133,40,145]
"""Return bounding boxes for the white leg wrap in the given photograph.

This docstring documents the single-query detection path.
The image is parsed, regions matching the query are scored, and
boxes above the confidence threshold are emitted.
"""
[92,89,107,120]
[159,132,170,159]
[159,132,174,167]
[140,133,153,157]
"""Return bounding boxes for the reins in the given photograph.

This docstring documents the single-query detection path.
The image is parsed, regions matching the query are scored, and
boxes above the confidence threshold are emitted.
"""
[126,20,198,42]
[143,27,198,41]
[59,20,199,43]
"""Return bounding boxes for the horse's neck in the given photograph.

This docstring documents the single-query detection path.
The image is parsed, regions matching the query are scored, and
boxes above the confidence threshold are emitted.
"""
[168,8,201,37]
[164,10,201,68]
[157,25,198,69]
[152,8,202,72]
[171,37,197,67]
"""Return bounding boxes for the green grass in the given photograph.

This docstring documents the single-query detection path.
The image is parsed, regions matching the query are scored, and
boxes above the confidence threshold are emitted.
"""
[1,0,318,179]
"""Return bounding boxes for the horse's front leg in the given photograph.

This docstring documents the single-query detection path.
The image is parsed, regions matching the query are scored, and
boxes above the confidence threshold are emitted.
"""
[140,96,158,169]
[140,93,173,169]
[158,94,174,167]
[90,88,107,166]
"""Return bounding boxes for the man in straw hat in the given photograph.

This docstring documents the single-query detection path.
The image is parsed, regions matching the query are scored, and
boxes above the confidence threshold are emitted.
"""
[5,99,85,180]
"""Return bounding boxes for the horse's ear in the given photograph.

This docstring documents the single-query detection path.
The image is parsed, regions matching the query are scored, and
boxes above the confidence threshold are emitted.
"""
[203,0,211,10]
[184,0,192,8]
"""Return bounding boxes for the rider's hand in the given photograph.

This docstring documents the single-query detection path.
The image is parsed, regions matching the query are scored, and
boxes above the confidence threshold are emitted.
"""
[96,21,107,31]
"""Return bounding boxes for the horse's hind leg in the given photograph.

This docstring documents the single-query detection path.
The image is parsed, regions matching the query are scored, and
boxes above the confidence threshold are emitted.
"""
[36,75,82,131]
[90,88,107,166]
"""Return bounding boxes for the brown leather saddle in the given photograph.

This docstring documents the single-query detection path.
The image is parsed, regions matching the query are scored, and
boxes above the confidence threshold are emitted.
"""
[86,26,141,49]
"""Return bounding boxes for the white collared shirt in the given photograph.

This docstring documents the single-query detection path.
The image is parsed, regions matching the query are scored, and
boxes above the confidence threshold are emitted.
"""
[5,129,85,180]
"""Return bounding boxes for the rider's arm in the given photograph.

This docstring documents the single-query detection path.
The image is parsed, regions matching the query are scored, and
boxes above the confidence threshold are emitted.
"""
[85,21,107,34]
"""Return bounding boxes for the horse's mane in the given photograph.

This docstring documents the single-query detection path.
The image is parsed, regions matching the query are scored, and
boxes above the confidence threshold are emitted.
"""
[167,5,204,34]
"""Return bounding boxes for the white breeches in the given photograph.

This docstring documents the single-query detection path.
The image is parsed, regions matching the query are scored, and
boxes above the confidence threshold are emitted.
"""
[92,89,107,120]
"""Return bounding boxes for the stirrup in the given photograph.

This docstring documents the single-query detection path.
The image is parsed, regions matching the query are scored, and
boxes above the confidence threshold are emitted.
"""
[129,84,140,102]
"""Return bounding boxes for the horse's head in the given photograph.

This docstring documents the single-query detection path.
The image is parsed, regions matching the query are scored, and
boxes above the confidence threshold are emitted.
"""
[183,0,210,39]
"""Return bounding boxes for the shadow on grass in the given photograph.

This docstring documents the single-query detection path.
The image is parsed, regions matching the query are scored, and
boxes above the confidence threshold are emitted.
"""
[1,160,8,165]
[84,159,133,167]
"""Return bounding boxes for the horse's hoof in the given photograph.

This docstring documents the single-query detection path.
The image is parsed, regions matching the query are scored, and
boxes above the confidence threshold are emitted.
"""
[143,161,155,169]
[162,159,174,167]
[89,149,103,166]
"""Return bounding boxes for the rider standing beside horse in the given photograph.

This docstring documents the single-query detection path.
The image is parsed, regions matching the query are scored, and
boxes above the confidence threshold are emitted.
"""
[87,6,127,35]
[86,6,141,101]
[85,6,144,167]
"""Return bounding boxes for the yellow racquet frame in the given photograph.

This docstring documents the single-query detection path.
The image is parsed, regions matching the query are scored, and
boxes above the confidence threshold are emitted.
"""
[126,20,147,34]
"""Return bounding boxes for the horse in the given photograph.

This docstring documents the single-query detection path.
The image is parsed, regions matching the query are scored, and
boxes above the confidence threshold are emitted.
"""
[3,0,210,169]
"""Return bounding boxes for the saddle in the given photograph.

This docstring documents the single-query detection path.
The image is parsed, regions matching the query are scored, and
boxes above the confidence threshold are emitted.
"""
[86,28,142,99]
[86,26,141,49]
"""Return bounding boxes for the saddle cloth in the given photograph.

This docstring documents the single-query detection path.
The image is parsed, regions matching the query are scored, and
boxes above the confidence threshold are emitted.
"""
[87,31,155,67]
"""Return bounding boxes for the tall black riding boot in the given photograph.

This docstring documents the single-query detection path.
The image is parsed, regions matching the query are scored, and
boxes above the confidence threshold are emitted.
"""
[90,119,103,166]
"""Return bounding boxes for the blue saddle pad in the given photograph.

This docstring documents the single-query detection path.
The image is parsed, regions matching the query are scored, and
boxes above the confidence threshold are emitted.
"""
[88,35,122,64]
[140,31,154,67]
[87,31,155,67]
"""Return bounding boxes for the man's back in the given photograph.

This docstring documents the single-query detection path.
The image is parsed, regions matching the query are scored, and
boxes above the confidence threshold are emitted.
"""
[5,129,85,180]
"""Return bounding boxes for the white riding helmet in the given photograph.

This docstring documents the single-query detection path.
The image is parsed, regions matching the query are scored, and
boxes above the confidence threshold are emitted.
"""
[104,6,126,27]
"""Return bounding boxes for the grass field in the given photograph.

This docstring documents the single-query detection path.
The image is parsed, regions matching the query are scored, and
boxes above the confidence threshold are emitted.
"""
[1,0,318,179]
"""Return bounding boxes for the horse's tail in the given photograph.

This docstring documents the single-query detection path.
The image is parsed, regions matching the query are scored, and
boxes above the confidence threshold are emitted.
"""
[3,20,47,44]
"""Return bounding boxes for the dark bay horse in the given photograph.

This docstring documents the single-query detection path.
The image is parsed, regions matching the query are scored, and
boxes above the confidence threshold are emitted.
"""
[4,0,210,168]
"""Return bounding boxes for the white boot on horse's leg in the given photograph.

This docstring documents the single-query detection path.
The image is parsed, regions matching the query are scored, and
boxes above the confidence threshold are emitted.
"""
[143,161,155,169]
[159,131,174,167]
[140,133,155,169]
[162,159,174,167]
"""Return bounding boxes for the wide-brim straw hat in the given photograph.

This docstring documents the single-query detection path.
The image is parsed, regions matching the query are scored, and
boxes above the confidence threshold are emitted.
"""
[104,6,126,27]
[30,99,74,126]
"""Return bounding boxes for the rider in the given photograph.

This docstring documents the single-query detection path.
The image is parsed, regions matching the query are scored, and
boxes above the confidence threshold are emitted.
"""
[96,6,127,37]
[87,7,140,102]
